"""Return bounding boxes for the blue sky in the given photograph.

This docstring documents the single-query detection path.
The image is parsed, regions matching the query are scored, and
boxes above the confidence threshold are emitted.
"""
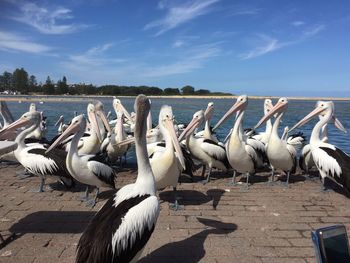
[1,0,350,97]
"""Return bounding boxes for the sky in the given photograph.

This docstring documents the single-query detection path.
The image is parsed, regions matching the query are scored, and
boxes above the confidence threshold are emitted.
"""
[0,0,350,97]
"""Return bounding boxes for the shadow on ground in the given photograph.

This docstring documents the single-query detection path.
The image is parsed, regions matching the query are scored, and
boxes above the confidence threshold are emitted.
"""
[139,218,237,263]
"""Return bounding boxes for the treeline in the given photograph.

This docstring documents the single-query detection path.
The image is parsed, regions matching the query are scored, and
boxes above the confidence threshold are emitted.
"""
[0,68,232,96]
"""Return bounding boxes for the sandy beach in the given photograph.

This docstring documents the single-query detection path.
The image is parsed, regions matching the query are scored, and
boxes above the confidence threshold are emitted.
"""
[1,162,350,263]
[1,94,350,103]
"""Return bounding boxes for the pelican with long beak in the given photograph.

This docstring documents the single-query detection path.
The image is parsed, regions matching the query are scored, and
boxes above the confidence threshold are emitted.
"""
[255,97,297,187]
[195,102,219,143]
[46,112,116,207]
[213,95,266,189]
[179,110,229,184]
[76,95,159,263]
[149,105,186,210]
[0,111,74,192]
[289,101,349,192]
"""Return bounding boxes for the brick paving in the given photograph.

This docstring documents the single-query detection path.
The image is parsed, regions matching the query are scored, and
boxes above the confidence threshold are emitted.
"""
[0,163,350,263]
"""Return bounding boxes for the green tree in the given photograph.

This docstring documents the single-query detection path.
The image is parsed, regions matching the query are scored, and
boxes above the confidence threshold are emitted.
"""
[43,76,55,95]
[195,89,210,95]
[28,75,37,92]
[164,88,180,95]
[13,68,29,93]
[56,76,69,94]
[181,85,195,95]
[0,71,13,91]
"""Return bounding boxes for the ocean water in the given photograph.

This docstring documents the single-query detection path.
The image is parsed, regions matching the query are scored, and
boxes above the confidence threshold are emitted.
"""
[3,97,350,156]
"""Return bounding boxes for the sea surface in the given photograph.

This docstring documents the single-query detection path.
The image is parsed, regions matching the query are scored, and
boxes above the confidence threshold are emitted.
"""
[3,97,350,156]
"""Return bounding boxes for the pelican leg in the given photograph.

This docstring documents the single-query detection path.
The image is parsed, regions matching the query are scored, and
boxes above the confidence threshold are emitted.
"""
[241,172,250,191]
[78,186,90,201]
[201,165,206,179]
[226,170,238,186]
[16,169,33,179]
[169,187,184,211]
[30,177,45,192]
[284,171,291,188]
[267,168,276,186]
[200,167,212,185]
[86,187,99,208]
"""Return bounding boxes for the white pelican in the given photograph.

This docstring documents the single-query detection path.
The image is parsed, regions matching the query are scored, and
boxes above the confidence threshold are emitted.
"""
[179,110,229,184]
[46,113,116,207]
[149,105,186,210]
[0,111,74,192]
[299,102,346,178]
[251,99,274,144]
[76,95,159,263]
[101,110,129,165]
[55,115,68,134]
[195,102,219,143]
[213,95,266,189]
[255,97,298,187]
[290,101,349,192]
[94,100,112,140]
[0,101,14,129]
[64,103,108,155]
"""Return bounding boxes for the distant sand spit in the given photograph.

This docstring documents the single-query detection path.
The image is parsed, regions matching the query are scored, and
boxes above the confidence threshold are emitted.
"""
[1,95,350,102]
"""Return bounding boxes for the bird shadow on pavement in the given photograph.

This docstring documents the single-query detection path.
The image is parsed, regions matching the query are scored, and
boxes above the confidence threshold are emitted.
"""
[139,217,237,263]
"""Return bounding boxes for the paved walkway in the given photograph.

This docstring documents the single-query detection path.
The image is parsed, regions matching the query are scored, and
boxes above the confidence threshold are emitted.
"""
[0,163,349,263]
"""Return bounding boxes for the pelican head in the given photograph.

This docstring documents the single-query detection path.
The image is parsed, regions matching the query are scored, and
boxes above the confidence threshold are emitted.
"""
[113,98,133,122]
[204,102,214,121]
[94,101,112,134]
[178,110,205,142]
[87,103,103,143]
[213,95,248,131]
[55,115,64,127]
[29,103,36,112]
[46,115,86,154]
[290,101,347,133]
[159,105,185,169]
[264,99,274,114]
[255,97,288,129]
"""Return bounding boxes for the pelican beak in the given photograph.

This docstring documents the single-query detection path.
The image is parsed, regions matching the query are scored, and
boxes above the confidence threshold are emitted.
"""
[255,100,286,129]
[55,116,64,127]
[0,117,31,135]
[97,109,112,134]
[164,118,186,170]
[88,110,103,143]
[333,116,347,133]
[213,99,245,131]
[178,116,201,142]
[289,106,325,132]
[46,119,80,154]
[117,136,135,147]
[117,103,133,123]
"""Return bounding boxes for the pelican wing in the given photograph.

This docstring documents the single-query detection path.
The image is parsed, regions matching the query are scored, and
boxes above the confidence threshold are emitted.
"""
[201,139,226,160]
[318,147,350,190]
[312,145,342,179]
[76,194,159,263]
[88,155,116,188]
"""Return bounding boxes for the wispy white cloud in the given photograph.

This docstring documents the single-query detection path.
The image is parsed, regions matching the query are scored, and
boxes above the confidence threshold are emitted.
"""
[291,21,305,27]
[303,24,325,36]
[230,8,260,16]
[239,35,283,60]
[143,43,221,77]
[68,43,126,66]
[0,31,52,53]
[145,0,219,36]
[239,24,326,60]
[10,2,89,34]
[173,40,185,48]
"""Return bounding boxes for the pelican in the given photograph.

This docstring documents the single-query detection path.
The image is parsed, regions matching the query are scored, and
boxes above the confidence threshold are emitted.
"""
[255,97,298,187]
[46,113,116,207]
[94,100,112,140]
[299,101,346,178]
[251,99,274,144]
[0,111,74,192]
[195,102,219,142]
[55,115,68,134]
[290,101,349,192]
[76,95,159,263]
[178,110,229,184]
[64,103,109,155]
[101,110,129,165]
[213,95,266,189]
[0,101,14,128]
[149,105,186,210]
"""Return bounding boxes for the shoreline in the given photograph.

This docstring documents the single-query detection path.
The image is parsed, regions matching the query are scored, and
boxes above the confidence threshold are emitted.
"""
[1,94,350,102]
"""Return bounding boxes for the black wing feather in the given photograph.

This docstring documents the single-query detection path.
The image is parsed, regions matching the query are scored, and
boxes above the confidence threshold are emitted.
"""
[76,194,154,263]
